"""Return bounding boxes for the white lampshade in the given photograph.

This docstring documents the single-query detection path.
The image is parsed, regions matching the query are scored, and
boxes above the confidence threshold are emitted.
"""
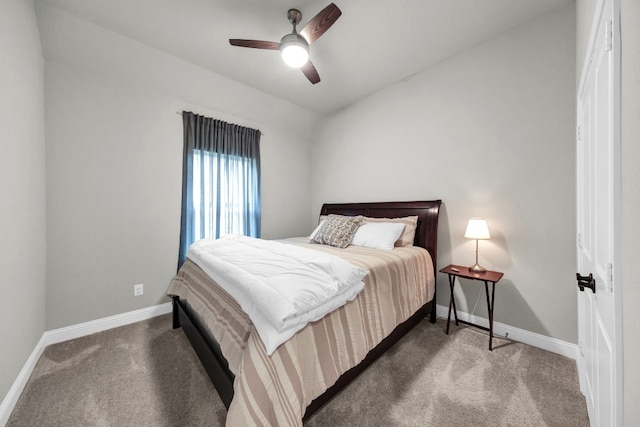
[464,218,491,240]
[280,34,309,68]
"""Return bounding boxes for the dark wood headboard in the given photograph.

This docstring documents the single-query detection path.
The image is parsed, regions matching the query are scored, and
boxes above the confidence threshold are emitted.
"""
[320,200,442,271]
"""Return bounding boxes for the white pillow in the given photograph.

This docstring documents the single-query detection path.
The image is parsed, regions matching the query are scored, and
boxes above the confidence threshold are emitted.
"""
[310,221,325,240]
[363,216,418,247]
[350,222,406,250]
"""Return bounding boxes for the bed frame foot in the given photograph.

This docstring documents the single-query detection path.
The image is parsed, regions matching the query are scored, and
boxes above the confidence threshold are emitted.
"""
[172,297,181,329]
[429,307,437,324]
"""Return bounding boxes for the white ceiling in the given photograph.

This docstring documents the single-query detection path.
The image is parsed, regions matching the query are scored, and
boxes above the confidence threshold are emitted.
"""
[37,0,572,114]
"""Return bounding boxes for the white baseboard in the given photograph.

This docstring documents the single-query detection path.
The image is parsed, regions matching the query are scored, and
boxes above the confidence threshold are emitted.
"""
[0,334,48,427]
[42,302,172,346]
[0,302,172,426]
[435,304,578,360]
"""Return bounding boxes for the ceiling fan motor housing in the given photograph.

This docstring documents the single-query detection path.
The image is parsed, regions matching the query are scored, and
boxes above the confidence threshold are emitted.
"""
[287,8,302,26]
[280,33,308,49]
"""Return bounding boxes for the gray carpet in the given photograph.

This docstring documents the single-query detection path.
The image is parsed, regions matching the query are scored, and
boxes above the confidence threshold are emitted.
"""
[7,314,589,426]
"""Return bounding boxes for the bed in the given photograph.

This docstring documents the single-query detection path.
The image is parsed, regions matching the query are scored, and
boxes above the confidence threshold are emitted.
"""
[169,200,441,425]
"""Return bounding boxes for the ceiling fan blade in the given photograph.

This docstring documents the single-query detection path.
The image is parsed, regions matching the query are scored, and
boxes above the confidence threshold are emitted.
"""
[301,60,321,84]
[300,3,342,44]
[229,39,281,50]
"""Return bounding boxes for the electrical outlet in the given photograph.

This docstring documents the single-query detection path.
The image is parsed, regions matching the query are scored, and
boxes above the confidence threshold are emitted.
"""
[134,284,144,296]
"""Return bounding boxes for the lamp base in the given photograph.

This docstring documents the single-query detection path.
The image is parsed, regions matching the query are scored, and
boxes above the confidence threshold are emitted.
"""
[469,263,486,273]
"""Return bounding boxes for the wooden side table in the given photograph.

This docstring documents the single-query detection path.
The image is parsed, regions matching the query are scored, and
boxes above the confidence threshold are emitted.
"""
[439,264,504,350]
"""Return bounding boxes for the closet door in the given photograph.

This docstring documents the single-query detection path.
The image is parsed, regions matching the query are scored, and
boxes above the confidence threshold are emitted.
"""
[576,0,621,425]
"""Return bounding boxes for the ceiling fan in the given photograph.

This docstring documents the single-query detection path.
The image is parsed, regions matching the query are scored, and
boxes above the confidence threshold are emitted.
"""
[229,3,342,84]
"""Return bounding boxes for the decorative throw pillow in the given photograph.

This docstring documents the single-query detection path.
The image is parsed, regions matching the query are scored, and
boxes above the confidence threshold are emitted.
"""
[311,214,364,248]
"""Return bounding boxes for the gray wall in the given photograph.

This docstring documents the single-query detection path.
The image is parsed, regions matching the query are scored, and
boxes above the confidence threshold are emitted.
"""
[311,6,577,342]
[620,0,640,423]
[37,3,320,329]
[0,0,47,400]
[576,0,640,423]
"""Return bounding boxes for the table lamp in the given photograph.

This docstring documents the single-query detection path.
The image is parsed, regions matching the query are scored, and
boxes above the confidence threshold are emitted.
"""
[465,218,491,273]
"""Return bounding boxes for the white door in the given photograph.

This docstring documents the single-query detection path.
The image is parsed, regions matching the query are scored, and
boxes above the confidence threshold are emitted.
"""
[576,0,621,425]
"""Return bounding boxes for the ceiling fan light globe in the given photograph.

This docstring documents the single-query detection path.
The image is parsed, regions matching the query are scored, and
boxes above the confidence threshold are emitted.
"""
[280,34,309,68]
[281,44,308,67]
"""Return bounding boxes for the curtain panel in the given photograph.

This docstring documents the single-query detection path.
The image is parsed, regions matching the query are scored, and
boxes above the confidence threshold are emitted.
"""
[178,111,261,268]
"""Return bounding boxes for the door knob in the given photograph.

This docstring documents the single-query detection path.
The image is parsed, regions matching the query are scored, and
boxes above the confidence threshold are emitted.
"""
[577,273,596,294]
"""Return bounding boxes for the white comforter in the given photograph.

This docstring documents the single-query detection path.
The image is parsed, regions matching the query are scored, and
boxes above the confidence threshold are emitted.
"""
[187,235,369,354]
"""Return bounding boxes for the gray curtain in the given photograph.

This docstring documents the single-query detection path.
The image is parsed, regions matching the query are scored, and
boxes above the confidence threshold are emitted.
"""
[178,111,261,269]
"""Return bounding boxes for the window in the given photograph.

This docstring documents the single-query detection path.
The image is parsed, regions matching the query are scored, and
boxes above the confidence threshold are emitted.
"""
[192,149,260,241]
[178,112,261,268]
